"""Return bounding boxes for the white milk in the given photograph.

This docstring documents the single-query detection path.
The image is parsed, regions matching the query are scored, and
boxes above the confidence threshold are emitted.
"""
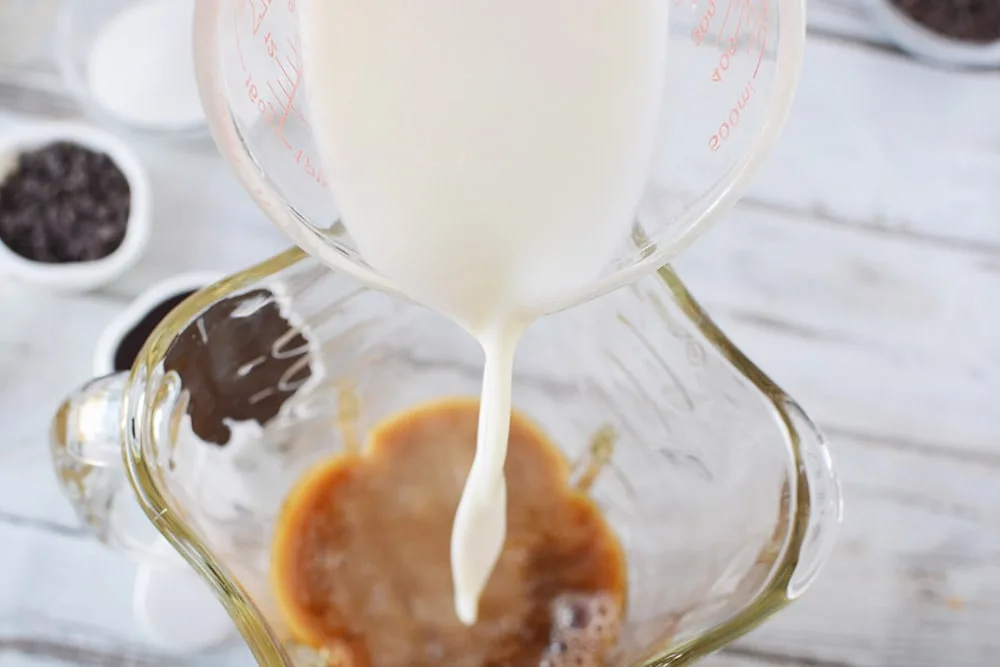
[299,0,669,625]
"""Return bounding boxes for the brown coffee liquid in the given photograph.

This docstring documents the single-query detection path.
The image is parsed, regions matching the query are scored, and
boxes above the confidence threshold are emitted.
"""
[271,398,626,667]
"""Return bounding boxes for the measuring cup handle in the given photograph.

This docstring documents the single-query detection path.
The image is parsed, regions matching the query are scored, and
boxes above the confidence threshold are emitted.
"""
[50,373,164,561]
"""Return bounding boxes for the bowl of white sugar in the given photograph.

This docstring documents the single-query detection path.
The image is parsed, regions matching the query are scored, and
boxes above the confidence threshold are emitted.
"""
[55,0,207,137]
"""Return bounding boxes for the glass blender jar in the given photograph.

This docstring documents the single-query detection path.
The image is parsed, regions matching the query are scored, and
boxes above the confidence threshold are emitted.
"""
[52,249,840,666]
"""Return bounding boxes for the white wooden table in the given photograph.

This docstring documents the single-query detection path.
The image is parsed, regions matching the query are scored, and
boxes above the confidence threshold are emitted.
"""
[0,2,997,665]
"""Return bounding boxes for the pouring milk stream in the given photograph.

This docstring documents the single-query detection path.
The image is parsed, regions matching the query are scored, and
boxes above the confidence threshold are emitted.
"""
[299,0,669,624]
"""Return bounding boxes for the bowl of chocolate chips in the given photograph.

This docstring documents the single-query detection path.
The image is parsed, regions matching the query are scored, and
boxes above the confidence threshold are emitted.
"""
[873,0,1000,69]
[0,122,151,291]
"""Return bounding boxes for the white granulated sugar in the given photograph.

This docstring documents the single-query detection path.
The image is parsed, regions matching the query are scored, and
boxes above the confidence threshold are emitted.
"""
[86,0,203,130]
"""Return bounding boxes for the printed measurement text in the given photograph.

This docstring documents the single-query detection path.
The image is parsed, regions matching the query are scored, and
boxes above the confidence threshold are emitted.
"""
[708,81,755,152]
[244,73,326,187]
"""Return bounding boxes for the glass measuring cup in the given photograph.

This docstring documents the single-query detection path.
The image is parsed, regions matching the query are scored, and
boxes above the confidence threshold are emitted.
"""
[51,247,840,666]
[193,0,806,307]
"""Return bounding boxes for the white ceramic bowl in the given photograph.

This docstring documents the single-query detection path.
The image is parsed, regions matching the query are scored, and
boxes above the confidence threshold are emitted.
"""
[871,1,1000,69]
[0,121,152,292]
[54,0,208,140]
[93,271,222,375]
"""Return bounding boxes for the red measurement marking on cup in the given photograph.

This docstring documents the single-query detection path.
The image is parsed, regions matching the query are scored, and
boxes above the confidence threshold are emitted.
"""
[751,0,770,78]
[730,0,750,49]
[277,36,310,127]
[247,0,272,36]
[716,0,737,43]
[710,37,740,82]
[708,0,768,84]
[692,0,770,151]
[236,2,326,187]
[708,81,755,152]
[690,0,719,45]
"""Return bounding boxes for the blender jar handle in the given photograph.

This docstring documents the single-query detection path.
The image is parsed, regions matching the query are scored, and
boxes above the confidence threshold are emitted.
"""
[783,399,843,599]
[50,373,165,562]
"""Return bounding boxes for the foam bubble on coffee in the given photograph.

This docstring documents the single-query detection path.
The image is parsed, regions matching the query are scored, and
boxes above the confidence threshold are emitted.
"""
[541,593,623,667]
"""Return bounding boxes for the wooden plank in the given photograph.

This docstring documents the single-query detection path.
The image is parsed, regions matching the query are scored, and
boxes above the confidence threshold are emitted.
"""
[715,432,1000,667]
[808,0,891,46]
[745,36,1000,251]
[674,200,999,459]
[704,648,855,666]
[0,524,251,666]
[0,287,123,455]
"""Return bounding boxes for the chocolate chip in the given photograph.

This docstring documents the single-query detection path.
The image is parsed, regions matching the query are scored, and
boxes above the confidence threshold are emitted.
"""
[0,141,130,263]
[891,0,1000,44]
